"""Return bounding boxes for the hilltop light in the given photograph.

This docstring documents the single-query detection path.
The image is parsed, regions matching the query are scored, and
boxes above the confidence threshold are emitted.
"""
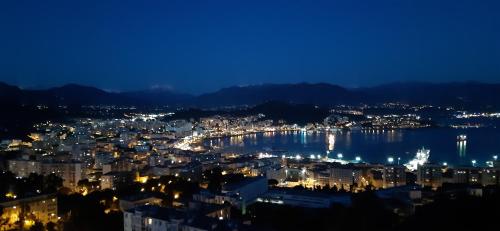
[494,155,498,161]
[443,162,448,166]
[387,157,394,163]
[337,153,343,159]
[471,160,477,166]
[355,156,361,162]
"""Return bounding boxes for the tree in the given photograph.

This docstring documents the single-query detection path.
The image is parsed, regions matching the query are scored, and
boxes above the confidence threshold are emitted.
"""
[29,221,45,231]
[44,174,63,192]
[205,167,223,194]
[339,184,347,193]
[46,222,57,231]
[27,173,44,193]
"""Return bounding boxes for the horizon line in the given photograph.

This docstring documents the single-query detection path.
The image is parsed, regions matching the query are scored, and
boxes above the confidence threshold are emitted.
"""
[1,79,499,96]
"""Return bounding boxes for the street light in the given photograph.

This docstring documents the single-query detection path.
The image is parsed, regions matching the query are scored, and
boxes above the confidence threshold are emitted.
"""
[471,160,477,167]
[355,156,361,162]
[387,157,394,164]
[337,153,343,159]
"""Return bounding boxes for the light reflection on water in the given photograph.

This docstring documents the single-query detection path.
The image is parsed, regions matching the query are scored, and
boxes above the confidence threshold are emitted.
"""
[205,128,500,165]
[457,140,467,158]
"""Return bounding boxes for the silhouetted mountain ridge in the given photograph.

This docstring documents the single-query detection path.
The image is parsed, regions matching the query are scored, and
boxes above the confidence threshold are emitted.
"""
[358,81,500,108]
[0,83,192,106]
[2,81,500,109]
[194,83,358,106]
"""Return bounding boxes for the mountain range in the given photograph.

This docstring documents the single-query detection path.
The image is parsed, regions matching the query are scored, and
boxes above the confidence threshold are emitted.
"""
[2,81,500,109]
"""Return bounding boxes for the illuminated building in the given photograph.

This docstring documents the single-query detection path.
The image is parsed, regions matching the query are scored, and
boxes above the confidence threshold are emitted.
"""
[41,161,84,189]
[328,163,361,189]
[8,159,42,177]
[382,165,406,188]
[481,168,500,186]
[101,171,134,190]
[416,164,443,189]
[0,194,58,230]
[451,167,481,185]
[8,159,84,189]
[165,120,193,138]
[221,177,268,212]
[257,189,351,208]
[265,167,287,183]
[123,205,224,231]
[119,194,163,211]
[102,158,134,174]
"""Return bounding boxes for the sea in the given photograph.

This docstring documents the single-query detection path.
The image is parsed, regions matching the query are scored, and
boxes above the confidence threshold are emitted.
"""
[204,118,500,167]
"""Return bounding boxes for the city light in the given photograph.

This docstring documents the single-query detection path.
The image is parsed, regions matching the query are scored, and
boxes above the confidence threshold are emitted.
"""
[405,148,430,171]
[3,4,500,230]
[5,192,17,199]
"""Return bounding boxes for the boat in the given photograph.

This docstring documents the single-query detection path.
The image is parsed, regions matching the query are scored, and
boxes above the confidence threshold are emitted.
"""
[457,134,467,141]
[404,148,430,171]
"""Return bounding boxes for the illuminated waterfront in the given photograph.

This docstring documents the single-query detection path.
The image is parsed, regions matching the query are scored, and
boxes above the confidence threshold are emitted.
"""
[205,127,500,166]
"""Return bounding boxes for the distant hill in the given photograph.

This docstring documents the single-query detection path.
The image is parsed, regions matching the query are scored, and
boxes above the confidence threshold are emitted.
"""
[195,82,500,109]
[1,81,500,109]
[193,83,359,107]
[169,101,330,125]
[121,88,193,106]
[0,83,192,106]
[358,81,500,109]
[0,82,23,105]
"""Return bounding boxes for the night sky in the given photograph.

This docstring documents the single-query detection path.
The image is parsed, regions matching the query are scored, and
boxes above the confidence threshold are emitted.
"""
[0,0,499,93]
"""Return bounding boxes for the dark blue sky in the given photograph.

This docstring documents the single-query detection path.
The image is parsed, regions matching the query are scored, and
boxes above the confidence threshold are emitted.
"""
[0,0,499,93]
